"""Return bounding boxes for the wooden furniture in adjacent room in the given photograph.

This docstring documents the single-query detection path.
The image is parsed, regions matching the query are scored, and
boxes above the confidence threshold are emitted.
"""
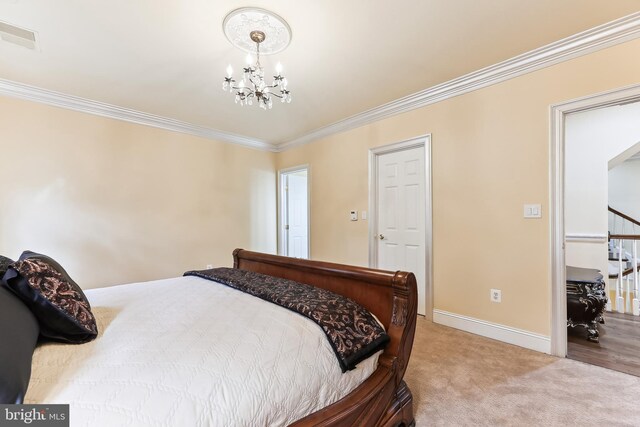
[566,266,607,342]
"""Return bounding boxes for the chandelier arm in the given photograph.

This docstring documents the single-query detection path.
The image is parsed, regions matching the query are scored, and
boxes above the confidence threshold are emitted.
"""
[232,85,256,94]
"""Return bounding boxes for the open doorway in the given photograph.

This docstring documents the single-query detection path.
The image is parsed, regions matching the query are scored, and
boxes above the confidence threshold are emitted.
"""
[608,152,640,317]
[552,85,640,376]
[278,166,309,259]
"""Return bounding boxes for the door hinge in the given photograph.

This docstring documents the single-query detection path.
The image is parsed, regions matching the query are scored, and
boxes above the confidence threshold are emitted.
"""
[285,225,290,230]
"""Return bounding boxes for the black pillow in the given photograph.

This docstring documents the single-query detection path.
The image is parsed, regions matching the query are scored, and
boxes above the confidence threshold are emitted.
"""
[0,285,39,403]
[3,251,98,344]
[0,255,13,277]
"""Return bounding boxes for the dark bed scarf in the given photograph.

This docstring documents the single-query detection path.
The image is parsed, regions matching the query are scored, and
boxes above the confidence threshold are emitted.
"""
[184,267,389,372]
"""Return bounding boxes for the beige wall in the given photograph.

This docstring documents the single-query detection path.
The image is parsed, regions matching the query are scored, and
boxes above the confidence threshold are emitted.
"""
[277,38,640,336]
[2,38,640,337]
[0,96,277,288]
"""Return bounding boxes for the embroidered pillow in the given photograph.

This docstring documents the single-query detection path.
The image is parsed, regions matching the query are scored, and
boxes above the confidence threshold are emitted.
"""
[3,251,98,343]
[0,285,39,403]
[0,255,13,278]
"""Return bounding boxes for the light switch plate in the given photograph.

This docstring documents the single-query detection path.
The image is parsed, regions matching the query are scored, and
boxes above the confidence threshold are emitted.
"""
[523,204,542,219]
[361,211,367,220]
[350,210,358,221]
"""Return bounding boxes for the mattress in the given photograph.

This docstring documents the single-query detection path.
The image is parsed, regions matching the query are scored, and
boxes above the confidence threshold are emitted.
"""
[24,276,381,426]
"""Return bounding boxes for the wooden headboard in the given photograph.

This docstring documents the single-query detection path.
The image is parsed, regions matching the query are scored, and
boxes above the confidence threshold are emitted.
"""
[233,249,417,426]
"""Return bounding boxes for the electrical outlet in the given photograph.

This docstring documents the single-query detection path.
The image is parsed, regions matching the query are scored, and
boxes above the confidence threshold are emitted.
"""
[490,289,502,303]
[206,264,213,269]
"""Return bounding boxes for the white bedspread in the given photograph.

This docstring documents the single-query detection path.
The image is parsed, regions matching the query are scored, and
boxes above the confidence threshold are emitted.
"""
[24,276,380,426]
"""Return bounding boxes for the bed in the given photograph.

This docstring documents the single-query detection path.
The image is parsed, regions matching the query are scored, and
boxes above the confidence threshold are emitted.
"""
[19,249,418,426]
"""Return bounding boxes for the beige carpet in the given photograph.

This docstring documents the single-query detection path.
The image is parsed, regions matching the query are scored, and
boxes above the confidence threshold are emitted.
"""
[405,318,640,426]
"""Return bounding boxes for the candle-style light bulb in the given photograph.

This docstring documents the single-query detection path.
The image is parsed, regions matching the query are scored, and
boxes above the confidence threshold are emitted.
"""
[275,62,283,75]
[245,53,253,65]
[226,65,233,77]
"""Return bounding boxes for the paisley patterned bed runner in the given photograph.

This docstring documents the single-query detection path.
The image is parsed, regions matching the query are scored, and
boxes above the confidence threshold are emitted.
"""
[184,267,389,372]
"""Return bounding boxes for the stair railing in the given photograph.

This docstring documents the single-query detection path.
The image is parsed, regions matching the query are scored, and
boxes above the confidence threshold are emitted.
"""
[609,206,640,229]
[608,206,640,316]
[609,233,640,316]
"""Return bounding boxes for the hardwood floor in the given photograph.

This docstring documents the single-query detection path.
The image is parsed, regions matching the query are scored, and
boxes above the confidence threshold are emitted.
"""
[568,311,640,377]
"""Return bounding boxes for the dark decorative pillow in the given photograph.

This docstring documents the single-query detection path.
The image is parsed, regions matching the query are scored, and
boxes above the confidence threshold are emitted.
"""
[3,251,98,343]
[0,285,39,403]
[0,255,14,278]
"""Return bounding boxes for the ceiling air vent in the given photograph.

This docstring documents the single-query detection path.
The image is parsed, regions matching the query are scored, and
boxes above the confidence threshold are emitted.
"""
[0,20,37,50]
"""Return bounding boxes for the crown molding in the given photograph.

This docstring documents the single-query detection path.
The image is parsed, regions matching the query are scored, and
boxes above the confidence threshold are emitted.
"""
[0,78,276,152]
[276,12,640,152]
[1,12,639,153]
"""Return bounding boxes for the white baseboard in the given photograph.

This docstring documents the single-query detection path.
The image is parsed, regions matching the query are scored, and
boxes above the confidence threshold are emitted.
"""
[433,309,551,354]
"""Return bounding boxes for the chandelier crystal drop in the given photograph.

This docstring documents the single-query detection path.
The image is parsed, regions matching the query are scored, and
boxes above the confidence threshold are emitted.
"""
[222,30,291,109]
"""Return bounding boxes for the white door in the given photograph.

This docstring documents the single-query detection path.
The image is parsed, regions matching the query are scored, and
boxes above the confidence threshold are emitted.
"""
[280,168,309,259]
[376,146,427,315]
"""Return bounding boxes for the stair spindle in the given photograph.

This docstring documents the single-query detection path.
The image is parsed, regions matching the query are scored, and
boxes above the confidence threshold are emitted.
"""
[634,240,640,316]
[617,238,625,313]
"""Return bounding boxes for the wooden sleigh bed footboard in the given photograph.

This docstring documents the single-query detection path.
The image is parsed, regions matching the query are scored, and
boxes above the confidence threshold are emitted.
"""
[233,249,418,427]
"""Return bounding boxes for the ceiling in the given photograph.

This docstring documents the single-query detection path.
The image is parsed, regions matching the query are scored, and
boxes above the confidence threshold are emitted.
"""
[1,1,639,147]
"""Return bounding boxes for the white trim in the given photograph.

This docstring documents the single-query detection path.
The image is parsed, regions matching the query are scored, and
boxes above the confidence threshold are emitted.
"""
[277,12,640,151]
[2,13,639,152]
[550,82,640,357]
[433,309,551,354]
[277,165,311,258]
[550,100,566,357]
[565,233,608,243]
[0,78,275,151]
[368,135,433,320]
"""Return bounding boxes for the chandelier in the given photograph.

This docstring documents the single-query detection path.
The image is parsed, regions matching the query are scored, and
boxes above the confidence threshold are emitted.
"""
[221,8,292,109]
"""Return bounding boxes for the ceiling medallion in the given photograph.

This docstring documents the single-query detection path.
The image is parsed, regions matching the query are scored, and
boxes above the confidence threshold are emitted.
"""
[222,8,292,109]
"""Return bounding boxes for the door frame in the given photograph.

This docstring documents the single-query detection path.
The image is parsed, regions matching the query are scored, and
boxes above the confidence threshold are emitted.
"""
[368,134,433,320]
[277,164,311,258]
[550,83,640,357]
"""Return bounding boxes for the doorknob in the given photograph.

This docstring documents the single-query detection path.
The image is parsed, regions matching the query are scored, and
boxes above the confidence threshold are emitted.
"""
[378,234,385,240]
